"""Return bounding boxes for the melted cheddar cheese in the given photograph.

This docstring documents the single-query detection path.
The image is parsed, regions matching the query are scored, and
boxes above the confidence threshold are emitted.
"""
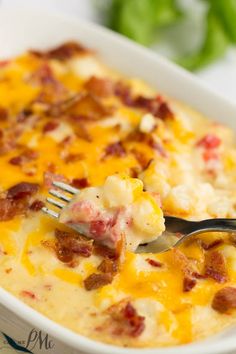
[0,42,236,349]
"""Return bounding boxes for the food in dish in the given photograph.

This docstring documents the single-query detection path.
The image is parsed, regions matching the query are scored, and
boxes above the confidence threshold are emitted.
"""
[1,42,236,348]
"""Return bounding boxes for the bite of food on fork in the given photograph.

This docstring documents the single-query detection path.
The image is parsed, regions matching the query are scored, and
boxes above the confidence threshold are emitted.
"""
[42,174,165,251]
[42,173,236,254]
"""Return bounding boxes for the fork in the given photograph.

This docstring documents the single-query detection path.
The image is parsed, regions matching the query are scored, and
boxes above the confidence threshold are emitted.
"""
[42,181,236,253]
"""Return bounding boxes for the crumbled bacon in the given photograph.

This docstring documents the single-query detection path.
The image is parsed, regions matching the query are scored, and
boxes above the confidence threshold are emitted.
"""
[9,149,38,166]
[43,171,68,189]
[16,108,33,123]
[98,258,118,274]
[29,200,45,211]
[55,229,93,263]
[197,134,221,149]
[147,137,167,157]
[172,249,201,292]
[71,178,90,189]
[84,272,113,291]
[43,120,59,133]
[63,153,84,164]
[31,64,56,86]
[130,149,151,170]
[103,141,126,159]
[30,41,88,60]
[146,258,162,267]
[7,182,39,200]
[212,287,236,313]
[114,82,133,105]
[0,199,21,221]
[204,251,228,283]
[126,131,166,158]
[183,276,197,292]
[0,106,8,121]
[20,290,37,300]
[94,244,119,260]
[157,102,174,120]
[84,76,114,98]
[199,239,223,251]
[131,95,173,119]
[70,93,113,121]
[107,300,145,337]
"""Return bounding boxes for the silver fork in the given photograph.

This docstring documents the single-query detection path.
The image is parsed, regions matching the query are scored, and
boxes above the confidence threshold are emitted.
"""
[42,181,236,253]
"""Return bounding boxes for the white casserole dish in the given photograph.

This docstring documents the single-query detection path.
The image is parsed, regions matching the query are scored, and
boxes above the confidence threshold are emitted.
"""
[0,5,236,354]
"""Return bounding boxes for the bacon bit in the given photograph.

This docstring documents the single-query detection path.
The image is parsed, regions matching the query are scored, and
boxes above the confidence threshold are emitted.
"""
[7,182,39,200]
[107,300,145,337]
[191,271,207,279]
[204,251,228,283]
[85,76,114,97]
[43,171,68,189]
[129,167,139,178]
[63,153,84,164]
[20,290,37,300]
[70,93,113,121]
[183,276,197,292]
[31,64,56,85]
[44,94,81,117]
[43,120,59,133]
[197,134,221,149]
[71,178,90,189]
[60,135,73,147]
[212,287,236,313]
[94,244,119,260]
[200,239,223,251]
[16,108,33,123]
[103,141,126,159]
[114,81,133,105]
[148,138,167,157]
[131,95,173,119]
[172,249,203,291]
[55,229,93,263]
[84,273,113,291]
[9,149,38,166]
[146,258,162,267]
[0,182,39,221]
[0,106,8,121]
[130,149,151,170]
[30,41,88,60]
[0,199,22,221]
[29,200,45,211]
[98,258,118,274]
[73,123,92,142]
[157,102,174,119]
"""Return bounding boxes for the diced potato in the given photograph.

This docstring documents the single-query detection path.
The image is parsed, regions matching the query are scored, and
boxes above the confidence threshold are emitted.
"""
[103,174,143,208]
[132,194,165,235]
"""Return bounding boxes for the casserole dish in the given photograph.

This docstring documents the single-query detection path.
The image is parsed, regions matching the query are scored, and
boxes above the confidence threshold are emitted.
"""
[0,4,236,354]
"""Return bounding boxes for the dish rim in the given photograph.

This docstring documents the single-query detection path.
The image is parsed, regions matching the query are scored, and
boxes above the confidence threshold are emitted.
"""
[0,5,236,354]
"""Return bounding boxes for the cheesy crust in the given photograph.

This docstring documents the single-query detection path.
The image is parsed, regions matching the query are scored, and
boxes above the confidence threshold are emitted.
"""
[1,42,236,348]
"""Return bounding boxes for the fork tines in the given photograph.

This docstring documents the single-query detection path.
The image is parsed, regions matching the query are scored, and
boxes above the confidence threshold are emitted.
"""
[42,181,79,219]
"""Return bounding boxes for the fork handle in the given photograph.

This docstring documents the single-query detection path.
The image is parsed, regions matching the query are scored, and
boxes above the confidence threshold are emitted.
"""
[187,218,236,235]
